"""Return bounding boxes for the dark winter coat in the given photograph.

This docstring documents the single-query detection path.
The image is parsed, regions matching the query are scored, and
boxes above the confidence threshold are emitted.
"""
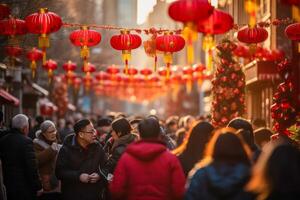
[185,162,254,200]
[0,128,42,200]
[109,140,186,200]
[103,133,136,175]
[55,134,107,200]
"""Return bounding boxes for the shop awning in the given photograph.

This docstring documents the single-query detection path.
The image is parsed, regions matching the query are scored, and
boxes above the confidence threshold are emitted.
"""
[0,89,20,106]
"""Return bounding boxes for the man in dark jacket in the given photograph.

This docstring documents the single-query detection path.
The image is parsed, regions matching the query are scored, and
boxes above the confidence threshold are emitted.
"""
[55,119,108,200]
[0,114,42,200]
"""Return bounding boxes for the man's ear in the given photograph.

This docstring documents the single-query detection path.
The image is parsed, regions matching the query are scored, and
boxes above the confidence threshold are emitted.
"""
[78,132,84,138]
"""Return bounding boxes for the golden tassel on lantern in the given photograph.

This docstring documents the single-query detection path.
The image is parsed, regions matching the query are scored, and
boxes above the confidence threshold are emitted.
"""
[203,35,215,73]
[154,55,157,72]
[48,69,53,84]
[39,34,49,64]
[30,60,37,78]
[182,22,198,65]
[163,53,172,79]
[122,50,131,75]
[245,0,257,28]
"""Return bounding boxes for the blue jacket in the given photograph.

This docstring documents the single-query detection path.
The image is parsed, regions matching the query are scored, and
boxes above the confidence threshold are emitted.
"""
[185,162,254,200]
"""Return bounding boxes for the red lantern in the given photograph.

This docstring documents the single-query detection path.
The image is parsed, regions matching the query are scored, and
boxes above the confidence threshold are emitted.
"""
[237,26,268,44]
[72,77,82,91]
[5,46,22,57]
[69,26,101,67]
[40,102,55,116]
[95,71,109,85]
[156,32,185,79]
[110,30,142,74]
[25,8,62,63]
[63,61,77,83]
[82,62,96,76]
[83,75,94,90]
[168,0,213,64]
[0,16,27,36]
[197,9,233,35]
[140,68,152,80]
[126,68,138,80]
[26,48,43,78]
[183,66,194,93]
[0,4,10,20]
[285,22,300,41]
[106,65,120,75]
[43,59,57,81]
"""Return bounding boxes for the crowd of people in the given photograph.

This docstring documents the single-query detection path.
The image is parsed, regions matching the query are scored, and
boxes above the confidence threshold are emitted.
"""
[0,111,299,200]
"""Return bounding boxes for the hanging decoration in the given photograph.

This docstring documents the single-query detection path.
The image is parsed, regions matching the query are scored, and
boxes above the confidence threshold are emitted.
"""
[156,32,185,79]
[183,66,194,94]
[193,63,206,89]
[26,48,43,78]
[237,26,268,44]
[69,26,101,68]
[140,68,153,80]
[143,34,159,71]
[197,9,233,72]
[43,59,57,82]
[25,8,62,64]
[245,0,258,28]
[285,22,300,52]
[95,71,109,85]
[0,4,10,20]
[271,60,298,136]
[0,16,27,45]
[211,39,245,127]
[62,61,77,84]
[110,30,142,74]
[168,0,214,64]
[4,45,22,67]
[81,62,96,76]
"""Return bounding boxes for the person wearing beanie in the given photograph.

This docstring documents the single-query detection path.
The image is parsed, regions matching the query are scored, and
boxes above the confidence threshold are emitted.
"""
[110,117,186,200]
[55,119,108,200]
[33,120,61,200]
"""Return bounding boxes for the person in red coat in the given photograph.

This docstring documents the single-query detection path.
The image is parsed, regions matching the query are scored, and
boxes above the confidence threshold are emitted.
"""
[109,117,186,200]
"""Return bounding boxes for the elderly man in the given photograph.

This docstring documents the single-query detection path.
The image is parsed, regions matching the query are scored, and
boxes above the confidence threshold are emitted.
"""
[0,114,42,200]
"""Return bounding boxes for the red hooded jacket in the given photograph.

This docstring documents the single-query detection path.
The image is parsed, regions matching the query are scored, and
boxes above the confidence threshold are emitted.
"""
[109,140,186,200]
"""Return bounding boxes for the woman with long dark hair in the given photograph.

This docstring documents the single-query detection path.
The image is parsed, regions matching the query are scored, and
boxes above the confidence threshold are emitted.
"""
[185,127,253,200]
[173,121,214,176]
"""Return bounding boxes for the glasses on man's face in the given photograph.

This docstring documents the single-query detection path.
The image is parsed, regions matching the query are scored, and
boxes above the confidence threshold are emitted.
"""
[81,128,96,134]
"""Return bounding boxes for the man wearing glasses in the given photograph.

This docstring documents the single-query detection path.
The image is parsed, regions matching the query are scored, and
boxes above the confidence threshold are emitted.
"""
[55,119,108,200]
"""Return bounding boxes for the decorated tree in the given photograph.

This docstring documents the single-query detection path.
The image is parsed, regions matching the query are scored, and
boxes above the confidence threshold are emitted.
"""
[211,39,246,127]
[271,59,299,137]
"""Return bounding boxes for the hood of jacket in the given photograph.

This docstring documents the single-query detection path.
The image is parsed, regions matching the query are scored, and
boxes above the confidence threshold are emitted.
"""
[126,140,166,161]
[206,163,250,197]
[111,133,137,151]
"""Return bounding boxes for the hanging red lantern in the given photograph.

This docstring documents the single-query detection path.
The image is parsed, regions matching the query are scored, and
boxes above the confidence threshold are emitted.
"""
[285,22,300,41]
[43,59,57,81]
[110,30,142,74]
[81,62,96,76]
[95,71,109,85]
[168,0,214,64]
[72,77,82,91]
[25,8,62,63]
[106,65,120,75]
[26,48,43,78]
[156,32,185,79]
[83,75,94,91]
[0,4,10,20]
[237,26,268,44]
[183,66,194,93]
[62,61,77,84]
[69,26,101,68]
[140,68,153,80]
[0,16,27,41]
[4,46,22,57]
[126,68,138,83]
[193,63,206,89]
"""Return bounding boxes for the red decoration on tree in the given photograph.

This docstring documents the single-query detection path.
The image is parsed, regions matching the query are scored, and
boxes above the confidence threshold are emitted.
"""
[168,0,213,64]
[69,26,101,68]
[0,4,10,20]
[43,59,57,82]
[25,8,62,63]
[285,22,300,41]
[233,44,250,58]
[211,39,246,127]
[156,32,185,79]
[26,48,43,78]
[110,30,141,74]
[237,26,268,44]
